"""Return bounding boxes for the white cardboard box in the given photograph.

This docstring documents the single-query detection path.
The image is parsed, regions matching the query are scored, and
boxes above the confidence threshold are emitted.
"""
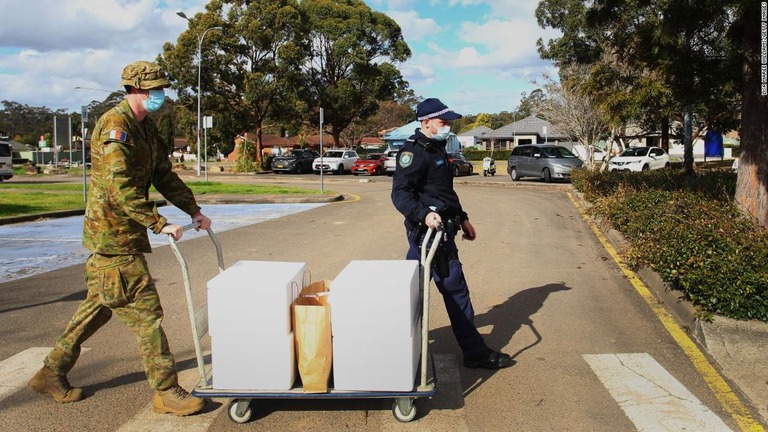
[207,260,305,390]
[329,260,420,336]
[211,331,296,390]
[207,261,305,337]
[332,318,421,391]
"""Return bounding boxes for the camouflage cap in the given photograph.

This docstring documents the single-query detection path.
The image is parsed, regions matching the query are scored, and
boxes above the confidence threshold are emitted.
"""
[120,61,171,90]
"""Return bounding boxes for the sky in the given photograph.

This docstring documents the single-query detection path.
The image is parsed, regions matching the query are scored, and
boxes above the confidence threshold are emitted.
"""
[0,0,559,117]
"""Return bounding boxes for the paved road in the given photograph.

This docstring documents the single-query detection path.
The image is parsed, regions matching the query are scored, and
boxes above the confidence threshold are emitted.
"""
[0,174,764,431]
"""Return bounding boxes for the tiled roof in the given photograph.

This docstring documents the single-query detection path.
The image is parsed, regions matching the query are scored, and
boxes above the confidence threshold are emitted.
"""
[458,125,494,137]
[491,115,568,139]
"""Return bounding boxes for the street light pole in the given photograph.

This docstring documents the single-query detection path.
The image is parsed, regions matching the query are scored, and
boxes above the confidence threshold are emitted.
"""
[177,11,222,177]
[73,86,125,95]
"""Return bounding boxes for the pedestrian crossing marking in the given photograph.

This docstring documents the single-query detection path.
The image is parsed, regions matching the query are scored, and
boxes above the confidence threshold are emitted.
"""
[569,193,764,432]
[585,353,732,431]
[116,357,222,431]
[0,347,90,402]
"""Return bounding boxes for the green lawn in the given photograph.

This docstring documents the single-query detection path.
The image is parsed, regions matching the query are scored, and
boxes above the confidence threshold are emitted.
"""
[0,181,326,218]
[0,191,86,217]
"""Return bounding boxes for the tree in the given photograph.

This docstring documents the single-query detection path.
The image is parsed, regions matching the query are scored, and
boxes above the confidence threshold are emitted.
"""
[733,0,768,226]
[535,70,610,169]
[299,0,412,147]
[517,89,546,118]
[537,0,742,176]
[162,0,308,168]
[469,113,494,130]
[341,99,414,147]
[0,101,68,146]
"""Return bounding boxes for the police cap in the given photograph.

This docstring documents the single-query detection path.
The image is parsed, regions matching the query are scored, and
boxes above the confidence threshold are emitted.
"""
[416,98,462,121]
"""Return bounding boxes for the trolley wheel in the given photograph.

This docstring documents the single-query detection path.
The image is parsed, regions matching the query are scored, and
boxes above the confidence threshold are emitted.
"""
[392,398,417,422]
[228,399,253,424]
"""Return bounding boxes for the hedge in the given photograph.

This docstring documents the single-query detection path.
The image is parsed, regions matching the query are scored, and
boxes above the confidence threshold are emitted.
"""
[572,168,768,322]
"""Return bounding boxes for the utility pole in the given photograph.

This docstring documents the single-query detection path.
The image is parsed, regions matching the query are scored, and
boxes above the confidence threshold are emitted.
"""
[177,11,222,177]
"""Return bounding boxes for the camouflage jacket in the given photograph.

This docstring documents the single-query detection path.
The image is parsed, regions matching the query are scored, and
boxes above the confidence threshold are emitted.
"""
[83,99,201,254]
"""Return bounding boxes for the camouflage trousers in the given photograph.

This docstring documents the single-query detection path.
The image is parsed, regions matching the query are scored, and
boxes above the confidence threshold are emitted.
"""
[44,253,178,390]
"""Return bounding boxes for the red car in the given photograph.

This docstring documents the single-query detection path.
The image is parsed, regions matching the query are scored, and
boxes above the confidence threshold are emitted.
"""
[352,153,388,176]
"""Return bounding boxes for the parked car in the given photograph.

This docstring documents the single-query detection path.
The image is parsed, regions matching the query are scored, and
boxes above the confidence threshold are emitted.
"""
[507,144,583,182]
[271,149,320,174]
[351,153,387,176]
[608,146,671,172]
[0,141,13,181]
[448,152,473,176]
[384,149,399,175]
[312,149,359,175]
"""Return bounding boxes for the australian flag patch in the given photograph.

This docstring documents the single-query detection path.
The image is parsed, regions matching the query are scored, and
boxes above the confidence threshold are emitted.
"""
[108,128,127,141]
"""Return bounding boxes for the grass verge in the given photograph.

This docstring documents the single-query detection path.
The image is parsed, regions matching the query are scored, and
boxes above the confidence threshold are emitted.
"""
[0,181,327,218]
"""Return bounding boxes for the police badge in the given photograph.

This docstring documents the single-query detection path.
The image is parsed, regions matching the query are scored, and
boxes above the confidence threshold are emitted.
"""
[399,151,414,168]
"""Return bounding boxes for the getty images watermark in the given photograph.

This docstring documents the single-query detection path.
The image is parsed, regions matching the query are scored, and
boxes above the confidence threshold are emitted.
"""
[762,2,767,95]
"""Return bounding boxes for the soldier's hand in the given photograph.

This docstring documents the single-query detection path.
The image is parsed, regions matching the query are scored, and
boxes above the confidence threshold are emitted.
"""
[161,224,184,240]
[192,212,211,230]
[425,212,442,229]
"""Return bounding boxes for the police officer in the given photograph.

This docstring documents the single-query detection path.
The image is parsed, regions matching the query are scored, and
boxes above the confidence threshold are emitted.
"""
[391,98,513,369]
[28,61,211,416]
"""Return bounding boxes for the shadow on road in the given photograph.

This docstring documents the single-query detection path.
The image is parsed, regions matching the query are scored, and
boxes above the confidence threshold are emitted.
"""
[0,289,87,314]
[430,282,572,399]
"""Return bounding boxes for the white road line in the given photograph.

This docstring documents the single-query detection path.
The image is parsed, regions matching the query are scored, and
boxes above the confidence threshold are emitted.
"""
[584,353,732,431]
[0,347,90,402]
[117,361,224,432]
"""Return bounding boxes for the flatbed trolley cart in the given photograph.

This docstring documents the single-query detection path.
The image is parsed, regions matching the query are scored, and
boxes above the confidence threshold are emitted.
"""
[169,223,444,424]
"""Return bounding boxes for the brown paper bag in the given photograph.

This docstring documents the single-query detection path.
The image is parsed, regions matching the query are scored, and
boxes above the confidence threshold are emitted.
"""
[292,280,332,393]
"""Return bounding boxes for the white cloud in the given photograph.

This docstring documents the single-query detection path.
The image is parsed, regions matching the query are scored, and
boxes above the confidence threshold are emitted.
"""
[0,0,557,115]
[386,10,439,41]
[0,0,202,111]
[453,18,551,69]
[380,0,416,11]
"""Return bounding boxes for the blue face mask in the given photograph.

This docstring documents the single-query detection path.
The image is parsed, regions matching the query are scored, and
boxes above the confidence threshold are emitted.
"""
[142,89,165,112]
[431,125,451,141]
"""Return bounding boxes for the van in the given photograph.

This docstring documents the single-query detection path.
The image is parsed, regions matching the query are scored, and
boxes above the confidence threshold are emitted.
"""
[0,141,13,181]
[507,144,583,182]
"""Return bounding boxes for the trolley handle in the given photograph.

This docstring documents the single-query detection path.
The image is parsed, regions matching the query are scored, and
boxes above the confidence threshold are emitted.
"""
[167,222,225,272]
[420,226,443,269]
[167,220,225,388]
[418,226,442,391]
[181,221,202,232]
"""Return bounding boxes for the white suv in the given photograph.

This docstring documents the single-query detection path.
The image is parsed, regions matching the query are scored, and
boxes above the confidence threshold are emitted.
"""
[384,149,399,176]
[608,146,671,172]
[313,149,359,175]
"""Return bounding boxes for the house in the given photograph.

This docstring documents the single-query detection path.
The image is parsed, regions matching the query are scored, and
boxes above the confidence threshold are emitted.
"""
[226,132,339,162]
[458,125,493,148]
[485,116,572,150]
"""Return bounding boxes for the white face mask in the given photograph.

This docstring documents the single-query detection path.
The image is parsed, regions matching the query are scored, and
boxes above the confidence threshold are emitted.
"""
[431,125,451,141]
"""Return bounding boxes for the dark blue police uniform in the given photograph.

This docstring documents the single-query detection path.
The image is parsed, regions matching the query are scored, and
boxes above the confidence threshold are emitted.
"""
[391,128,488,359]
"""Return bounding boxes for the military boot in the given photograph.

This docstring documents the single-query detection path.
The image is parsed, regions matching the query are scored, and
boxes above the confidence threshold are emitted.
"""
[152,385,205,416]
[28,366,84,403]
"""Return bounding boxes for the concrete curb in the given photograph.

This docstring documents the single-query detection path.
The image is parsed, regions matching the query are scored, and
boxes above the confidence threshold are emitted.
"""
[0,194,344,226]
[572,191,768,425]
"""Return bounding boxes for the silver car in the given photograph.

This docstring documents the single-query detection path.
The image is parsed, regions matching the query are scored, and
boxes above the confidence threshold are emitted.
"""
[507,144,583,182]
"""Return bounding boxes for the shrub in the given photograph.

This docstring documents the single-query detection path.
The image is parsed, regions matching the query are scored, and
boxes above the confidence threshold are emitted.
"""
[572,168,736,202]
[583,172,768,322]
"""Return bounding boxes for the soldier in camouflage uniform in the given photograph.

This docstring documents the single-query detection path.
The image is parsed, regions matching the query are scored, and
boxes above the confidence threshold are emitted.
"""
[28,61,211,417]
